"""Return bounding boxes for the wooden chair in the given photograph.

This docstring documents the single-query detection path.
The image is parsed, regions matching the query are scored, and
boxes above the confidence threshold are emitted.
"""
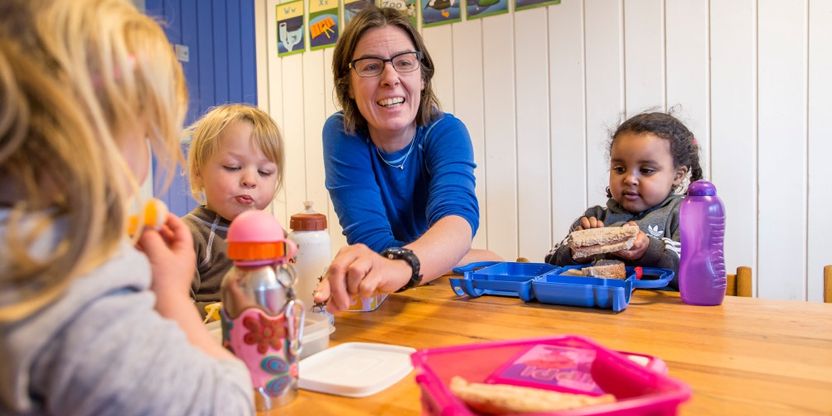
[726,266,753,297]
[825,265,831,303]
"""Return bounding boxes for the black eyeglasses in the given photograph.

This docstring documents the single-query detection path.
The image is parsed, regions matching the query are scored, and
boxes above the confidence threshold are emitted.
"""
[349,51,423,78]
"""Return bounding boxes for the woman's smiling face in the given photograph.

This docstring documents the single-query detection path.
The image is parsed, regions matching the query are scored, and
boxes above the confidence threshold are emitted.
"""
[349,25,424,149]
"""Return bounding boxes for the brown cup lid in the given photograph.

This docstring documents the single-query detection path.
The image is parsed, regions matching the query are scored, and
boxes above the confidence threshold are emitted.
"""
[290,201,327,231]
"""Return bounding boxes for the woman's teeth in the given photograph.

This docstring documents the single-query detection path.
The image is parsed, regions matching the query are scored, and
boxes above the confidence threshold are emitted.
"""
[378,97,404,107]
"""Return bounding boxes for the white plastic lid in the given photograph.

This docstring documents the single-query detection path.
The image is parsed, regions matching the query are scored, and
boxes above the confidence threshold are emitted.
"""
[298,342,415,397]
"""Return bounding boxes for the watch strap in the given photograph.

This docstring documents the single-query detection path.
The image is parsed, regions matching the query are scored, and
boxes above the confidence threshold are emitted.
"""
[380,247,422,292]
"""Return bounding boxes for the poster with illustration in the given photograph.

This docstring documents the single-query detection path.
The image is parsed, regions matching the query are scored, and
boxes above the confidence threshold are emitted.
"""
[467,0,507,19]
[309,0,339,50]
[276,0,305,56]
[378,0,418,28]
[422,0,461,27]
[514,0,559,12]
[344,0,375,28]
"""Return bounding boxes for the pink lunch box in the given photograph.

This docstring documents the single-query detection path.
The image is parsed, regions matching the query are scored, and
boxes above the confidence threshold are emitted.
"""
[411,335,690,415]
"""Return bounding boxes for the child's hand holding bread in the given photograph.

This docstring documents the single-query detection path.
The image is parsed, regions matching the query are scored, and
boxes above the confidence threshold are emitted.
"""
[612,221,649,261]
[569,221,648,261]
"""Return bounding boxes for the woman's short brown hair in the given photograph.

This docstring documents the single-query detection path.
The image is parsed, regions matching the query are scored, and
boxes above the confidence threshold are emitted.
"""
[332,6,440,134]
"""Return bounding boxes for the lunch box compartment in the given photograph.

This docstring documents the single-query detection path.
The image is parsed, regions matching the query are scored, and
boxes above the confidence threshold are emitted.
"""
[450,262,558,301]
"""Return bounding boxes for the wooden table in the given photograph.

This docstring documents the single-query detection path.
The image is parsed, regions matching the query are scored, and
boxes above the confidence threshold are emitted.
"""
[282,276,832,415]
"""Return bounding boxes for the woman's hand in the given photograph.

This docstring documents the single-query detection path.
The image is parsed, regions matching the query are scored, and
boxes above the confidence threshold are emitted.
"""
[136,213,196,306]
[614,221,649,261]
[312,244,411,312]
[576,216,604,230]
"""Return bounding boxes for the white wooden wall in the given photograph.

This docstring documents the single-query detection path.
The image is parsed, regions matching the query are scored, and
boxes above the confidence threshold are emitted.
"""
[255,0,832,302]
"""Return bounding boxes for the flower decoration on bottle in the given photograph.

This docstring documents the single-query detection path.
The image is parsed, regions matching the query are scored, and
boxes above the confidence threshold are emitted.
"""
[243,313,286,354]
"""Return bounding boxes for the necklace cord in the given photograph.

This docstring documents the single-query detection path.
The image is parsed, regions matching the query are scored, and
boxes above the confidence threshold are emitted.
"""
[375,138,416,170]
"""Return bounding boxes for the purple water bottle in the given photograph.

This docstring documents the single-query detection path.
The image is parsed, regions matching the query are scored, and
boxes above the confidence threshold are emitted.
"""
[679,180,727,305]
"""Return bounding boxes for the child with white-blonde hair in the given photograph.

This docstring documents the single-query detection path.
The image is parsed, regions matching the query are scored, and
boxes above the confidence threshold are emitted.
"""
[0,0,253,413]
[184,104,285,312]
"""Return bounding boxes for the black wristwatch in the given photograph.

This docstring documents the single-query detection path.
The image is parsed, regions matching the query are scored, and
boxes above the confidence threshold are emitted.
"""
[381,247,422,292]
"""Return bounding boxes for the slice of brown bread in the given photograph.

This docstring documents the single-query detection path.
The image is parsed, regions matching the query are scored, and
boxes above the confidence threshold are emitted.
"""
[582,260,626,279]
[449,376,615,414]
[570,225,639,258]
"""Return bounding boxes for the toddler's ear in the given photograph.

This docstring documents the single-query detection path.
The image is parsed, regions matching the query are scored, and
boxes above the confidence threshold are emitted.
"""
[673,166,688,185]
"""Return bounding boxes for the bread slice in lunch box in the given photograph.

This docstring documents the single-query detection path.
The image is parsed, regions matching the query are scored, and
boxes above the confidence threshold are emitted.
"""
[450,376,615,414]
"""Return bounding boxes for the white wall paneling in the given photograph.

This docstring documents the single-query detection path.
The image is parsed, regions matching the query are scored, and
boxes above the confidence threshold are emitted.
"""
[623,0,664,116]
[482,13,519,259]
[255,0,832,301]
[301,51,330,224]
[451,20,488,250]
[515,9,552,261]
[264,0,288,224]
[584,0,624,207]
[807,0,832,302]
[548,0,587,246]
[757,0,807,300]
[709,0,757,295]
[665,0,710,176]
[423,25,455,113]
[277,54,306,228]
[323,48,348,250]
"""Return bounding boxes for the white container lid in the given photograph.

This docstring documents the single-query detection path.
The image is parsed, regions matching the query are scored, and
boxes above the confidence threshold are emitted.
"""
[298,342,415,397]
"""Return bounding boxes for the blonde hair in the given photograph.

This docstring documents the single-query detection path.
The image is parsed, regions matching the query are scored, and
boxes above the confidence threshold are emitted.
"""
[187,104,285,203]
[0,0,187,320]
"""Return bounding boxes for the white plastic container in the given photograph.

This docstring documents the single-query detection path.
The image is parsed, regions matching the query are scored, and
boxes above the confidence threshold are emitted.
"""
[300,312,335,359]
[206,311,333,359]
[288,201,331,312]
[299,342,415,397]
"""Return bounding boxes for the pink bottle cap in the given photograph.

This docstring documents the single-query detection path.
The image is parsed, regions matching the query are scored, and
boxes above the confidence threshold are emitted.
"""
[226,210,297,266]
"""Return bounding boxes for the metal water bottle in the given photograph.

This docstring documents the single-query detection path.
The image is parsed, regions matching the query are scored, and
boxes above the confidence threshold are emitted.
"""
[220,210,305,410]
[679,180,727,306]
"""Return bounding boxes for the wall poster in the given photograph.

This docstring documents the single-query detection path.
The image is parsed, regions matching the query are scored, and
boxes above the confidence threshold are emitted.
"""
[467,0,507,19]
[309,0,339,50]
[344,0,376,28]
[422,0,461,27]
[276,0,305,56]
[378,0,418,28]
[514,0,559,12]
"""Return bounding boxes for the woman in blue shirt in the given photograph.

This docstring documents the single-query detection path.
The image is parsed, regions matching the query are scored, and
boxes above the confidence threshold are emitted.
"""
[313,6,499,311]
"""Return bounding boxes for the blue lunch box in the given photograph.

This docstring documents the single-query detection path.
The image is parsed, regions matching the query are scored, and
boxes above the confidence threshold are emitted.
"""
[449,261,674,313]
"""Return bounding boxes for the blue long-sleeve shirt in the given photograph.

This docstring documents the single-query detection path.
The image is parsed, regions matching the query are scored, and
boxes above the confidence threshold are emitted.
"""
[323,112,479,252]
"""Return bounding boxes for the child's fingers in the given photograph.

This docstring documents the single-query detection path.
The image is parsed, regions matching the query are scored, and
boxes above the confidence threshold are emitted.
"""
[580,216,604,229]
[137,228,166,257]
[162,214,193,250]
[158,224,174,242]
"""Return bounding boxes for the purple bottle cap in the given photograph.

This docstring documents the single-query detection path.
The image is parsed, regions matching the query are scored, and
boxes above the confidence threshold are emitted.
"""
[687,180,717,196]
